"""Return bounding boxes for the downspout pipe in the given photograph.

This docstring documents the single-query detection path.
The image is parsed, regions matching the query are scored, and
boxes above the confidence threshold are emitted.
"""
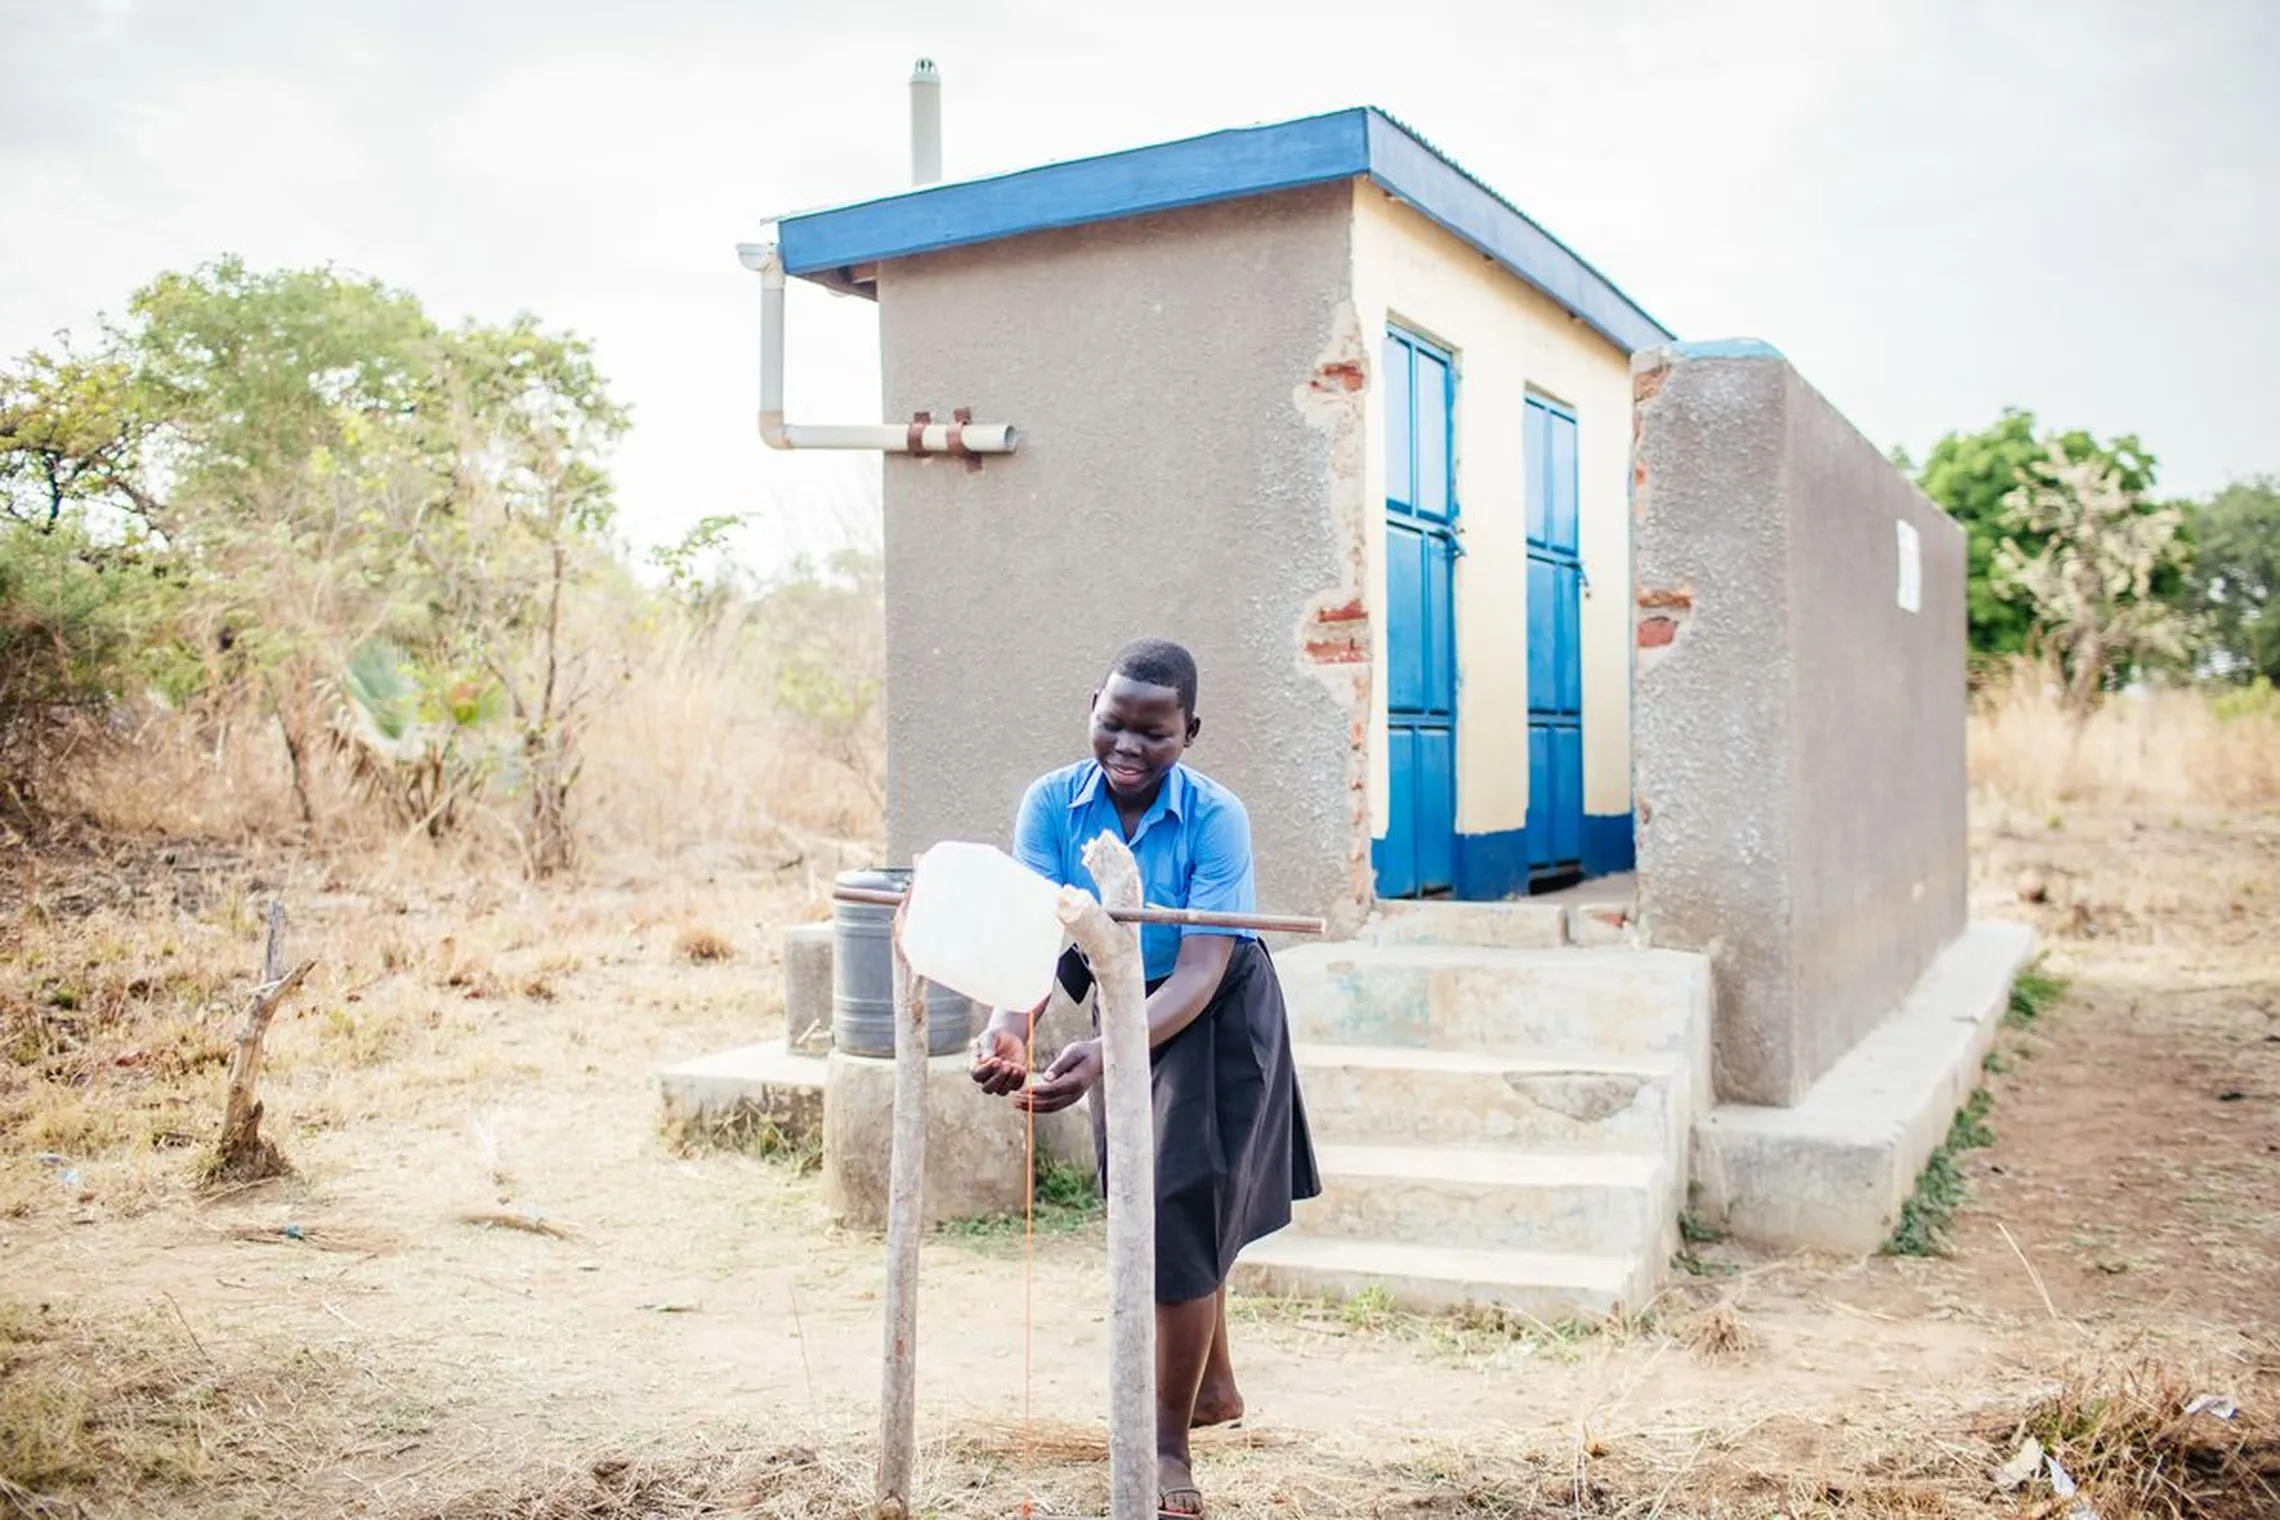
[736,240,1017,456]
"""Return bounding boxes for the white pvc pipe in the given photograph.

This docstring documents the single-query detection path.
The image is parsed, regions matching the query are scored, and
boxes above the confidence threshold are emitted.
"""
[737,239,1017,456]
[910,59,943,186]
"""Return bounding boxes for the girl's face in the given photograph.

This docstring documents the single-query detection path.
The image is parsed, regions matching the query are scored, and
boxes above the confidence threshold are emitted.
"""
[1089,674,1198,804]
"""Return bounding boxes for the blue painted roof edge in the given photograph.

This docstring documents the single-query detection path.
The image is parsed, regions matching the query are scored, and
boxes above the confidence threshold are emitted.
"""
[777,105,1675,353]
[779,109,1372,276]
[1360,111,1672,353]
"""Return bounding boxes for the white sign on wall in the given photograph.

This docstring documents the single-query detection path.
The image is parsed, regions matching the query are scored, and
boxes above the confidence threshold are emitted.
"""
[1895,519,1922,615]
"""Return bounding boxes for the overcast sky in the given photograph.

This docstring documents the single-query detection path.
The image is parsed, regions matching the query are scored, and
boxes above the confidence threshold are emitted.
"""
[6,0,2274,570]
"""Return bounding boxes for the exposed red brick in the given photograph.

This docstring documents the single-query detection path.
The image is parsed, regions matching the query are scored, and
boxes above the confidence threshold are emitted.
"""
[1637,616,1678,649]
[1311,359,1367,394]
[1633,364,1670,405]
[1636,587,1694,610]
[1305,638,1370,664]
[1315,596,1367,624]
[1633,459,1647,487]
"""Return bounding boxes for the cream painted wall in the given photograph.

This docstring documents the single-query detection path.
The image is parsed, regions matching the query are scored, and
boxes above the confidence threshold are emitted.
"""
[1350,181,1636,843]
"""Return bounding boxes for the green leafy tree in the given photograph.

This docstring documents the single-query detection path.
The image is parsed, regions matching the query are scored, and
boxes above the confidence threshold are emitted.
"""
[0,349,184,794]
[1912,409,2166,659]
[412,317,628,873]
[2184,477,2280,683]
[0,258,625,869]
[1994,443,2191,715]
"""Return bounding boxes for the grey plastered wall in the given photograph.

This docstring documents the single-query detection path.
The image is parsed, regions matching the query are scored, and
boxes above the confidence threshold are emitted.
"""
[1630,342,1968,1107]
[874,182,1377,938]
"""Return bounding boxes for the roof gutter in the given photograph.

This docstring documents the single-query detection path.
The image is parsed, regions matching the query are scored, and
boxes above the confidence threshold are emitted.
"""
[736,59,1017,458]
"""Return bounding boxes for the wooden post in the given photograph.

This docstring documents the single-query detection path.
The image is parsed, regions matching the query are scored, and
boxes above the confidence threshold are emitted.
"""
[1061,833,1153,1520]
[212,901,315,1183]
[876,910,929,1520]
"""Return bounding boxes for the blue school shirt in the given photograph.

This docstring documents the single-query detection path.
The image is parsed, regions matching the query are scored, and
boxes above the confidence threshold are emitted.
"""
[1012,761,1257,982]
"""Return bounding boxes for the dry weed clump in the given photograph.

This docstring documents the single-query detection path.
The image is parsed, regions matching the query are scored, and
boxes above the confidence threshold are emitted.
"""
[1971,661,2280,810]
[672,925,736,964]
[1987,1355,2280,1520]
[1678,1300,1755,1360]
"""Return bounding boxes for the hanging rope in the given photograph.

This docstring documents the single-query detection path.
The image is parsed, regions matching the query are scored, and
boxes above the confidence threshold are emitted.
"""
[1020,1019,1038,1520]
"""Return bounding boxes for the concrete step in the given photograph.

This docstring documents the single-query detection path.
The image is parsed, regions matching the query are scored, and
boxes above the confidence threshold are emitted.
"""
[1233,1234,1652,1322]
[1293,1044,1678,1154]
[1275,942,1712,1071]
[1305,1143,1668,1256]
[1358,899,1568,949]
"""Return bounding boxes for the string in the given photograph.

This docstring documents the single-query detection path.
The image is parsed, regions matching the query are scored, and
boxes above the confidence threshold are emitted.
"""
[1020,1017,1037,1520]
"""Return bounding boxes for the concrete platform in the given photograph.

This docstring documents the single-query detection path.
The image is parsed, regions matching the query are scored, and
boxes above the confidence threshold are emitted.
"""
[1689,919,2037,1254]
[821,1050,1095,1231]
[657,1042,827,1140]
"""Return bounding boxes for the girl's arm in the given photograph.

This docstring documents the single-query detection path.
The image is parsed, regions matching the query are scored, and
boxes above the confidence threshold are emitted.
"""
[1138,932,1235,1048]
[1015,933,1233,1114]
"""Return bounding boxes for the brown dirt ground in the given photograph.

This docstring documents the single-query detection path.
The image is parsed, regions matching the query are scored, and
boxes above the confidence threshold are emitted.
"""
[2,804,2276,1517]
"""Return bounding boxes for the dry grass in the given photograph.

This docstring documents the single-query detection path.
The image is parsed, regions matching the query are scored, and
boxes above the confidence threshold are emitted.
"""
[575,608,883,869]
[27,589,884,886]
[1970,662,2280,810]
[8,1340,2258,1520]
[0,901,248,1216]
[0,1297,357,1514]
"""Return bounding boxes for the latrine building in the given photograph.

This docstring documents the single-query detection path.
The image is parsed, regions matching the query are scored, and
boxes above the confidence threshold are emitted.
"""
[735,101,2033,1313]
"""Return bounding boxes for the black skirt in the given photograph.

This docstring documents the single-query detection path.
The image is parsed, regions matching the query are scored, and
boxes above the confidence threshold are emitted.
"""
[1057,939,1322,1304]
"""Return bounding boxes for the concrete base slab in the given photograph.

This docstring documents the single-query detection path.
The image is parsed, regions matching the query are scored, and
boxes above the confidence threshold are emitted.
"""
[1690,919,2037,1254]
[822,1050,1095,1231]
[1233,1235,1651,1322]
[657,1042,827,1143]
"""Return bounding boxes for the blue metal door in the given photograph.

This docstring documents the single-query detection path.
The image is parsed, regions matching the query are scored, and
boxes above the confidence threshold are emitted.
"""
[1374,328,1458,900]
[1525,398,1584,882]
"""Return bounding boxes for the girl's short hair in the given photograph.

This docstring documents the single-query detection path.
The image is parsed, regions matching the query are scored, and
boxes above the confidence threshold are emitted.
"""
[1108,637,1198,713]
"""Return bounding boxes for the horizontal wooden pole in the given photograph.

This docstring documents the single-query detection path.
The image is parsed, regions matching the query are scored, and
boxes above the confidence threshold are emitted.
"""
[830,884,1325,936]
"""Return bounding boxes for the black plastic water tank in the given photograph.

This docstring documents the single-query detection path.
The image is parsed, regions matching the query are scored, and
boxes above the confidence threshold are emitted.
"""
[831,867,973,1058]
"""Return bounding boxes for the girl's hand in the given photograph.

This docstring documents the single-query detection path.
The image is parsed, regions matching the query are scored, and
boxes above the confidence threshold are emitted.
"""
[971,1025,1029,1096]
[1014,1038,1101,1114]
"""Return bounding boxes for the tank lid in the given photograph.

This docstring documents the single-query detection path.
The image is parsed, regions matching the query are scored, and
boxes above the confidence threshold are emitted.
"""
[834,866,911,891]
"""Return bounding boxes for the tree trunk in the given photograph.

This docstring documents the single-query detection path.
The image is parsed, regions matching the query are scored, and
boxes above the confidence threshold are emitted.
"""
[1061,833,1153,1520]
[269,689,318,833]
[875,915,928,1520]
[211,902,315,1184]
